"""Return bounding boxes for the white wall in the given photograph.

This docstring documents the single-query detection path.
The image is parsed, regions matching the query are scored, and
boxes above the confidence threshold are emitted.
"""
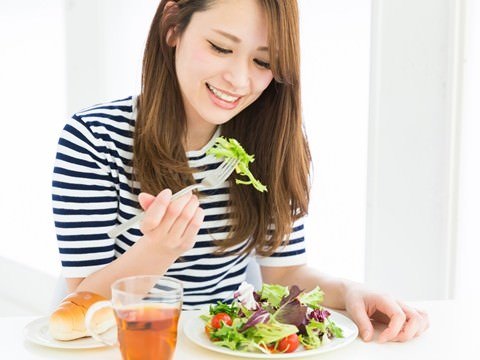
[0,0,66,277]
[366,0,460,300]
[455,0,480,300]
[300,0,371,282]
[64,0,158,114]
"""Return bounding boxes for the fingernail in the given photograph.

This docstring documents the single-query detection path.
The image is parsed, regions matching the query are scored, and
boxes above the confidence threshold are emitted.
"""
[363,330,372,341]
[159,188,172,200]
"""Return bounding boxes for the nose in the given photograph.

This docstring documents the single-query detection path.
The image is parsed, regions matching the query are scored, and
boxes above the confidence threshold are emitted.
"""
[222,59,251,92]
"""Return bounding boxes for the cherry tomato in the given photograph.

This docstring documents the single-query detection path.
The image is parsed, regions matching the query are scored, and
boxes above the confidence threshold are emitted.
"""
[211,313,233,329]
[277,334,299,353]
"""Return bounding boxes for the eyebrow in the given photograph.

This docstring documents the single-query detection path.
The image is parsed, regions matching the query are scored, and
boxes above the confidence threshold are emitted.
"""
[212,29,269,52]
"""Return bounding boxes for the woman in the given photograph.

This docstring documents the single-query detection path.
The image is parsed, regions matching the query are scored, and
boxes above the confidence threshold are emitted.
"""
[52,0,428,343]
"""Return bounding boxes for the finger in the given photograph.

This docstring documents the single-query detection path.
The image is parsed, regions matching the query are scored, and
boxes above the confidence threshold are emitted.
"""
[179,207,205,250]
[154,191,193,235]
[391,306,421,342]
[347,301,374,342]
[138,192,156,211]
[400,305,426,340]
[140,189,172,232]
[168,195,200,240]
[421,310,430,332]
[377,302,406,343]
[414,309,430,337]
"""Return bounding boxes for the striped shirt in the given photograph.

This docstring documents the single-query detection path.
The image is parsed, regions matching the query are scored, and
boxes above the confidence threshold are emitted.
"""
[52,96,307,308]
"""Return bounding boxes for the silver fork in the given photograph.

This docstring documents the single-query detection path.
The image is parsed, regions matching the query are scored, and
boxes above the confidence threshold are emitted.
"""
[107,157,239,239]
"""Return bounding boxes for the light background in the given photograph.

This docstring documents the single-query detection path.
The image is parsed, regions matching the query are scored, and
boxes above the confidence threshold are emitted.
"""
[0,0,478,304]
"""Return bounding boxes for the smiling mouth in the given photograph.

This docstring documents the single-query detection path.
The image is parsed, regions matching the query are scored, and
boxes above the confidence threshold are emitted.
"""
[206,83,241,103]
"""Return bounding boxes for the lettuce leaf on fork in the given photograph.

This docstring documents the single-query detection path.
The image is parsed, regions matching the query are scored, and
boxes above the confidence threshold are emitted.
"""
[206,137,267,192]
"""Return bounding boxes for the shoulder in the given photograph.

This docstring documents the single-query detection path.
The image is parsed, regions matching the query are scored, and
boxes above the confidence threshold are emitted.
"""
[69,96,138,141]
[76,96,137,118]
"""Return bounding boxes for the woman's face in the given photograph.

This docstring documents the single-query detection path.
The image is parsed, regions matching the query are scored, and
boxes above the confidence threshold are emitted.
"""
[172,0,274,130]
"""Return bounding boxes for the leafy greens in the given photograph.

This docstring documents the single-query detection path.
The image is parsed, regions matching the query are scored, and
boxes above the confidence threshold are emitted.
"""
[201,282,344,354]
[206,137,267,192]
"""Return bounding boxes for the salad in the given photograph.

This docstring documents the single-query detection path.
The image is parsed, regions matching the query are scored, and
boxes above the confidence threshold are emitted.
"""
[206,137,267,192]
[200,282,344,354]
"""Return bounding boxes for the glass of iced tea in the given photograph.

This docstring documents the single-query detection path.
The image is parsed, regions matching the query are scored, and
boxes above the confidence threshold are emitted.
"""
[85,275,182,360]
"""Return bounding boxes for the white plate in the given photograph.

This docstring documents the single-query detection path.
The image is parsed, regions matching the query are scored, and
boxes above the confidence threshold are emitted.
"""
[183,309,358,358]
[23,316,108,349]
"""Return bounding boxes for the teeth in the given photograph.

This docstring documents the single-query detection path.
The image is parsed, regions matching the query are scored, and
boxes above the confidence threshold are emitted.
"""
[207,84,239,103]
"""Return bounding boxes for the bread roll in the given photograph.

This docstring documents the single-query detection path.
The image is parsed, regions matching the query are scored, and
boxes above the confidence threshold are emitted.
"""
[49,291,114,341]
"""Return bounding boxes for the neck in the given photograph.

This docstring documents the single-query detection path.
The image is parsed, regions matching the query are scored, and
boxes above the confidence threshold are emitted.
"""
[185,123,218,152]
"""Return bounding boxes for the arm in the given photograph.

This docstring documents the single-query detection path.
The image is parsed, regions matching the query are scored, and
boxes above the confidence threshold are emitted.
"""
[66,190,204,298]
[67,241,175,298]
[66,233,176,297]
[260,264,352,309]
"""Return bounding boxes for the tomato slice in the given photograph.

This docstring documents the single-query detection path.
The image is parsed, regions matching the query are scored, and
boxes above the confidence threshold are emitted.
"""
[277,334,299,353]
[211,313,233,329]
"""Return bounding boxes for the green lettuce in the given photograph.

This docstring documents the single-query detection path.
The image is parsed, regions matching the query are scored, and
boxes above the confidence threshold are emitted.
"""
[206,137,267,192]
[259,284,289,307]
[254,321,299,344]
[299,286,325,309]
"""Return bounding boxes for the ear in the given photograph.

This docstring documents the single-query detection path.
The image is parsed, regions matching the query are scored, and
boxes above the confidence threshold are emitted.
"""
[166,27,178,47]
[163,1,180,47]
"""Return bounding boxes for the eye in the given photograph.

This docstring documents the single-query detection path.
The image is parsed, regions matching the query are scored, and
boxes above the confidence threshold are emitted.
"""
[208,40,232,54]
[254,59,271,70]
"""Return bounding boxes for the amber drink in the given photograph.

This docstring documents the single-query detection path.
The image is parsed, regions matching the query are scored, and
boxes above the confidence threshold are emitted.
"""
[116,305,180,360]
[85,276,183,360]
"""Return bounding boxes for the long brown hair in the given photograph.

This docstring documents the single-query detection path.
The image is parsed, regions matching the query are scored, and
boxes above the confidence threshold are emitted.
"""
[134,0,311,257]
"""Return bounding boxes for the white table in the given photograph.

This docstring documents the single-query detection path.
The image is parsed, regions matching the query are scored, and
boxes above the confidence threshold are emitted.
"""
[0,301,477,359]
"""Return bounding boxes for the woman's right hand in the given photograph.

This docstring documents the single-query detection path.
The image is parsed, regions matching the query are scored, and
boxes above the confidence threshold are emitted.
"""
[137,188,205,260]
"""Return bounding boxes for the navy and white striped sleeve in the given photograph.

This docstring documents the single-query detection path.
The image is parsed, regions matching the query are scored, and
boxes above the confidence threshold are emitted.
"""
[255,217,307,267]
[52,115,118,278]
